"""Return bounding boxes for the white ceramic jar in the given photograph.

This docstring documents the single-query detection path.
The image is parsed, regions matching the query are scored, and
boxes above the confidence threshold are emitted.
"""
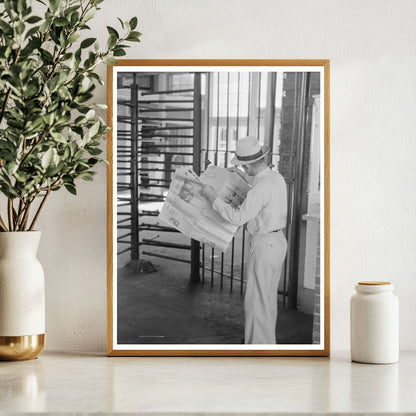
[350,281,399,364]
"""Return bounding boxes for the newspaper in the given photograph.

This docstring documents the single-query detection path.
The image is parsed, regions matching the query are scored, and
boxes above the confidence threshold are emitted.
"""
[158,165,250,251]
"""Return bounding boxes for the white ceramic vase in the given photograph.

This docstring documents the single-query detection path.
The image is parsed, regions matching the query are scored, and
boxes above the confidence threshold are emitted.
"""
[0,231,45,361]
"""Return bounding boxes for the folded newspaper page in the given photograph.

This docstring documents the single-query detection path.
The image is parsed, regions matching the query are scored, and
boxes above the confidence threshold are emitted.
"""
[158,165,250,251]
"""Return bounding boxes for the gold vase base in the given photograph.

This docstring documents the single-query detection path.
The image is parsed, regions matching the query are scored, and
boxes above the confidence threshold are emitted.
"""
[0,334,45,361]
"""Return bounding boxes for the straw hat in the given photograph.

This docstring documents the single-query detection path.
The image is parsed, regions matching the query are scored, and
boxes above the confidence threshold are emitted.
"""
[230,136,269,165]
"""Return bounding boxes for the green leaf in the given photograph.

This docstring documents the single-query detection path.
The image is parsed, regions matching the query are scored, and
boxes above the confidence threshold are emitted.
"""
[49,0,59,13]
[85,109,95,120]
[77,171,95,181]
[16,21,25,35]
[113,47,126,57]
[68,34,80,44]
[87,147,102,156]
[41,148,54,169]
[5,162,18,176]
[129,17,138,30]
[83,8,95,22]
[23,83,38,98]
[0,20,13,35]
[63,146,70,160]
[0,183,18,198]
[59,29,67,47]
[126,31,141,42]
[107,33,117,49]
[17,0,26,14]
[88,120,100,138]
[70,11,80,26]
[50,131,67,143]
[42,112,55,125]
[14,171,29,183]
[80,37,96,49]
[26,15,42,24]
[4,1,16,19]
[64,183,76,195]
[117,17,125,29]
[45,165,62,177]
[106,26,119,38]
[103,56,117,65]
[40,49,54,64]
[25,117,44,133]
[54,17,69,27]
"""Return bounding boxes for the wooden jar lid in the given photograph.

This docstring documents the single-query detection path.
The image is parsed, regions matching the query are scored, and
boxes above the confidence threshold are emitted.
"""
[358,281,391,285]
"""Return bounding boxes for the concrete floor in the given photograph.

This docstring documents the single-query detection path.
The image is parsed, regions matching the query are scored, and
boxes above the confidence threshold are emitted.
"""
[117,257,313,345]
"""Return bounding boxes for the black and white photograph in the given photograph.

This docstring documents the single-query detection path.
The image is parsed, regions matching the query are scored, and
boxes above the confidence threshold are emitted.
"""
[107,60,329,356]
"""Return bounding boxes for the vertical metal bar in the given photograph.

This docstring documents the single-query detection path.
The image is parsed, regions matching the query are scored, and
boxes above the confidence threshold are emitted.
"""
[238,72,251,294]
[201,73,210,285]
[236,72,241,141]
[246,73,251,135]
[190,73,202,283]
[257,72,262,140]
[220,254,224,289]
[202,244,205,284]
[230,238,235,291]
[130,79,139,262]
[225,72,230,168]
[241,228,245,295]
[287,72,311,309]
[283,73,298,307]
[205,72,211,168]
[220,72,230,288]
[265,72,277,153]
[230,72,240,291]
[211,247,214,287]
[215,72,220,165]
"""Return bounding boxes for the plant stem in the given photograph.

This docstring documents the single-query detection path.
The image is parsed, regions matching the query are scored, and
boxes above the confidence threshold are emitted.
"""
[14,199,26,231]
[20,200,33,231]
[28,189,50,231]
[18,121,58,169]
[0,213,8,231]
[7,199,14,231]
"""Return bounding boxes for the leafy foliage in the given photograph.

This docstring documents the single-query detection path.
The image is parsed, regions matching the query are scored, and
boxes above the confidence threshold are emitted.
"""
[0,0,141,231]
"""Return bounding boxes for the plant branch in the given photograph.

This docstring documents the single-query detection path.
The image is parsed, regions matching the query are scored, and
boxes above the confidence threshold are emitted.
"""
[28,189,50,231]
[20,200,33,231]
[0,213,8,231]
[18,120,58,169]
[14,199,24,231]
[7,199,14,231]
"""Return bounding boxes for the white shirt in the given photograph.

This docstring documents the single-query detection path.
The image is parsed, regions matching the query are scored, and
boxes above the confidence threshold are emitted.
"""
[212,167,287,235]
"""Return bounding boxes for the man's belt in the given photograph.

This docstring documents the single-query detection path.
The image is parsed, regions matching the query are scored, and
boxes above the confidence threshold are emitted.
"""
[248,228,284,237]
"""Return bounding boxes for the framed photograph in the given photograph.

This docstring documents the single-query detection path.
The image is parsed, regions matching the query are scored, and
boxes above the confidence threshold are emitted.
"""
[107,60,330,356]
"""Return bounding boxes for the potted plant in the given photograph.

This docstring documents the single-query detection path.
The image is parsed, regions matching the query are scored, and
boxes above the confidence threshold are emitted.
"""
[0,0,140,360]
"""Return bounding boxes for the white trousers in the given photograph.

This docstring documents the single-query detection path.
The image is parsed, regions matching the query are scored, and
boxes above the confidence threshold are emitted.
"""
[244,231,287,344]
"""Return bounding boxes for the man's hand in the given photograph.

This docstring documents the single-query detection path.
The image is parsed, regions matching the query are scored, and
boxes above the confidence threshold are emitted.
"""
[201,185,217,204]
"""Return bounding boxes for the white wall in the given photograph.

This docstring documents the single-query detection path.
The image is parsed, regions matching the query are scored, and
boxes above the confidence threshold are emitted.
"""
[37,0,416,351]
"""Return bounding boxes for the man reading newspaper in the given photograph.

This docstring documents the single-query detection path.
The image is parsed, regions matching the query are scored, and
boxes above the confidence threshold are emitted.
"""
[201,136,288,345]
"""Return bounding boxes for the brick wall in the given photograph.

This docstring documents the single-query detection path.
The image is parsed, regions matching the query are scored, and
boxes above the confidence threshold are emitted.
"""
[278,72,320,191]
[312,227,321,344]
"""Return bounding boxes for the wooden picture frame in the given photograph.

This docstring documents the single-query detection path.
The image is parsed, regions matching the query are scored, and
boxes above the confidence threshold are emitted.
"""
[107,60,330,356]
